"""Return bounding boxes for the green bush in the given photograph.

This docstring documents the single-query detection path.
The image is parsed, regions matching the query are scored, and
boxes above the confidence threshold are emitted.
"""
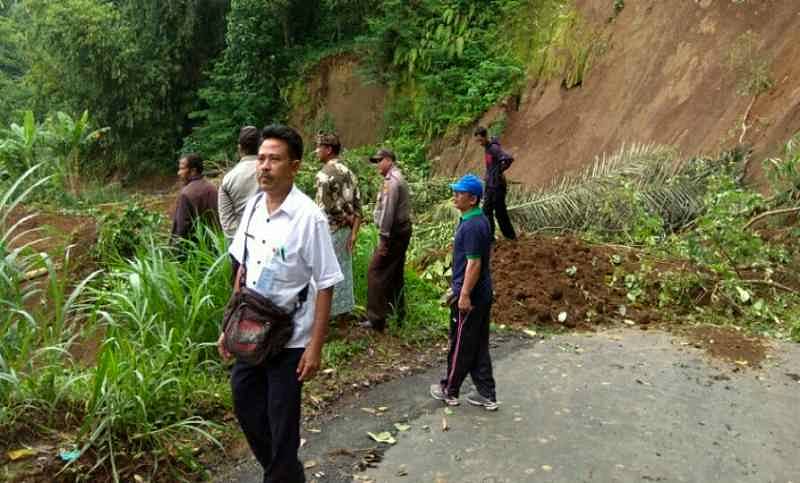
[94,203,165,262]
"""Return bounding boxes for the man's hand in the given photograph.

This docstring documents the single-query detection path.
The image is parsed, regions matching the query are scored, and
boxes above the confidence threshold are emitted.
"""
[297,345,322,381]
[457,293,473,313]
[346,231,357,254]
[217,332,231,360]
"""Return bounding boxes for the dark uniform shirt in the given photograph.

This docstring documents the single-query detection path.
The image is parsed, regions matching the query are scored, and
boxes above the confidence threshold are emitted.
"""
[171,175,220,242]
[452,207,493,305]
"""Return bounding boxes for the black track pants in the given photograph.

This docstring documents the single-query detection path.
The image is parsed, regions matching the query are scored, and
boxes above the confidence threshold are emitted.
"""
[440,303,496,400]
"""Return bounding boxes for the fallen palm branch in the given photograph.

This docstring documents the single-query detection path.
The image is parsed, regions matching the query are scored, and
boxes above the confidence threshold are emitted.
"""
[506,143,744,237]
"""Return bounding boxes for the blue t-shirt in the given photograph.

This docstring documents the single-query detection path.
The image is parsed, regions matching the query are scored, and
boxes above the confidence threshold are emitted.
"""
[451,207,493,305]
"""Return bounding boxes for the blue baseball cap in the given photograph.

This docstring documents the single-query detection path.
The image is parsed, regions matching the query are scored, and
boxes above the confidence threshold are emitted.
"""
[450,174,483,199]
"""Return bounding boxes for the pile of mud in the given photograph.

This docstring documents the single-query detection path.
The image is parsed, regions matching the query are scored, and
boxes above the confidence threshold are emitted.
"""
[491,235,647,329]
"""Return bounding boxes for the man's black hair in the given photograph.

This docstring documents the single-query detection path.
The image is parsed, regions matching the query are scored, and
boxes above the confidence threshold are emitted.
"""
[238,126,261,155]
[183,153,203,174]
[474,126,488,138]
[261,124,303,161]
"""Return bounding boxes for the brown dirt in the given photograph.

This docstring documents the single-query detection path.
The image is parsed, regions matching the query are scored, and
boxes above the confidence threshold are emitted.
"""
[491,234,650,329]
[6,208,96,259]
[683,324,768,368]
[490,234,773,368]
[288,53,387,149]
[433,0,800,189]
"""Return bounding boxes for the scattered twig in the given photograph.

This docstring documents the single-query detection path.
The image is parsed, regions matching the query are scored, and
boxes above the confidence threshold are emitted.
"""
[22,264,61,282]
[741,279,800,296]
[744,206,800,230]
[738,95,757,145]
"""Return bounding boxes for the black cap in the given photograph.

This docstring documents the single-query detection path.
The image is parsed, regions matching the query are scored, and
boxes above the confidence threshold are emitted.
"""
[369,148,395,163]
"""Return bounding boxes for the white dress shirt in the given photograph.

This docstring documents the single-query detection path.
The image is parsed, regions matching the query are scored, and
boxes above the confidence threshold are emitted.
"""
[229,186,344,348]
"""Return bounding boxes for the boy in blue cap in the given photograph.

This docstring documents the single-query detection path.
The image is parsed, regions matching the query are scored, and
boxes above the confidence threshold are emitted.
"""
[430,174,498,410]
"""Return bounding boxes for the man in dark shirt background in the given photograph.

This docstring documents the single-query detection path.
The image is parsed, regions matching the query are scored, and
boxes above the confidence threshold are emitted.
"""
[430,174,498,411]
[475,126,517,241]
[171,152,220,246]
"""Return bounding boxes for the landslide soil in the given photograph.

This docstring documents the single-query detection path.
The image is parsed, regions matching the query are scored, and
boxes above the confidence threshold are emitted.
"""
[490,234,769,367]
[491,234,641,329]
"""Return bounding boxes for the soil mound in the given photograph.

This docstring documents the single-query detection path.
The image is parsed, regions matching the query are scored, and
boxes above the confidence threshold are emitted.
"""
[491,235,644,330]
[685,325,768,368]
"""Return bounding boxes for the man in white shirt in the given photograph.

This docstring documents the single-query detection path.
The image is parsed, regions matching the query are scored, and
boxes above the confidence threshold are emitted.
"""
[219,126,261,281]
[218,125,343,483]
[218,126,261,242]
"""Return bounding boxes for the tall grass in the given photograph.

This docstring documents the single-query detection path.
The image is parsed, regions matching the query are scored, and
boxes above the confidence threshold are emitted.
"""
[354,225,449,342]
[0,166,97,432]
[80,227,231,480]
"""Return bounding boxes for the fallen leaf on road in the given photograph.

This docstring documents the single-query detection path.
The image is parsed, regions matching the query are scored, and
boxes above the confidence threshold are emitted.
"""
[307,428,321,433]
[8,448,37,461]
[303,460,318,469]
[443,408,453,415]
[542,465,553,472]
[300,438,307,448]
[396,465,408,477]
[377,406,389,412]
[361,407,377,415]
[523,329,537,338]
[367,431,396,444]
[441,415,449,432]
[394,423,411,432]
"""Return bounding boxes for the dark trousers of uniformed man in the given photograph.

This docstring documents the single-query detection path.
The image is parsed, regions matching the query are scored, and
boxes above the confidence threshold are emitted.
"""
[483,184,516,241]
[366,225,412,331]
[230,349,306,483]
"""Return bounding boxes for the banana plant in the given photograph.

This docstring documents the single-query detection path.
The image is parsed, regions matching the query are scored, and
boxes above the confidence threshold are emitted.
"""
[44,110,109,196]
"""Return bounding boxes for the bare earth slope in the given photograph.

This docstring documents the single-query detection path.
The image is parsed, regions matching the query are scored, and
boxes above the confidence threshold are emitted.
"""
[435,0,800,188]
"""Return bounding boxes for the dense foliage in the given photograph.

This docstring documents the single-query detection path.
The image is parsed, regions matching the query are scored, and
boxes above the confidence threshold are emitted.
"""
[2,0,228,170]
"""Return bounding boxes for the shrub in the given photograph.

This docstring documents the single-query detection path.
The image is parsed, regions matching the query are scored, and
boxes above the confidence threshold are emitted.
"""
[94,203,165,261]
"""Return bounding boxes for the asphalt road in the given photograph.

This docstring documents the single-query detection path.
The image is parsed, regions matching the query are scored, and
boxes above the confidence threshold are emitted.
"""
[216,329,800,483]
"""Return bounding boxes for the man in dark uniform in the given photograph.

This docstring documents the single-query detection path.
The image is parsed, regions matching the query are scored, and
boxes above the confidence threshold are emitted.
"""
[171,152,220,246]
[362,148,412,332]
[474,127,517,241]
[430,174,498,411]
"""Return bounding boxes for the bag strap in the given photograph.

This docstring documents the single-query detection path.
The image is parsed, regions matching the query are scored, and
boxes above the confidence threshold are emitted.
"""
[239,192,263,288]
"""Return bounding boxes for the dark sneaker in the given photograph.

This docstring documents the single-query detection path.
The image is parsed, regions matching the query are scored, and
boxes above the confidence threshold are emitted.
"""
[429,384,459,406]
[466,392,498,411]
[359,319,385,332]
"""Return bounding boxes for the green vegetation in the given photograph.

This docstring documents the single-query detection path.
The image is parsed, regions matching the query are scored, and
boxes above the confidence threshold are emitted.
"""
[726,30,774,97]
[1,0,798,480]
[505,140,800,341]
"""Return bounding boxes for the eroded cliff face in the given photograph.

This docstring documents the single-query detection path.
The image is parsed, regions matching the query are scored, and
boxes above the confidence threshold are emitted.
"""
[290,1,800,189]
[288,54,386,149]
[433,0,800,188]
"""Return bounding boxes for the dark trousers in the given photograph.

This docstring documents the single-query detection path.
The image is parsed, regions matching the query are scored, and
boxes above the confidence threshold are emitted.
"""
[366,227,412,330]
[230,349,306,483]
[440,303,496,400]
[483,185,517,240]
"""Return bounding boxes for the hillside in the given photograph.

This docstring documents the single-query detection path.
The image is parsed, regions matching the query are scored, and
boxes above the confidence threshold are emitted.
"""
[291,0,800,188]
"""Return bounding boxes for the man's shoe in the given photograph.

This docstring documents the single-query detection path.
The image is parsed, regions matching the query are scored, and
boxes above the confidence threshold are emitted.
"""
[429,384,459,406]
[466,392,498,411]
[359,319,385,332]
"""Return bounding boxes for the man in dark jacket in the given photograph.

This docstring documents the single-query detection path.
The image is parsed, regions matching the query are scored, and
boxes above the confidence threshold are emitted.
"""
[171,153,220,245]
[474,127,516,241]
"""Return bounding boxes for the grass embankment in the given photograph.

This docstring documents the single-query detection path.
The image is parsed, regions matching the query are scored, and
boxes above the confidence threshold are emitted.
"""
[0,173,448,482]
